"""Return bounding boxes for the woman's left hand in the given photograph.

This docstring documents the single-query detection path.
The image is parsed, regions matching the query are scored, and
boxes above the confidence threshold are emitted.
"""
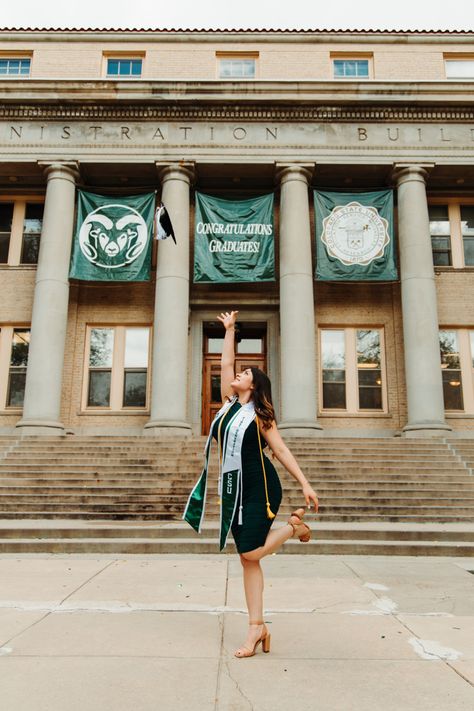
[302,484,319,513]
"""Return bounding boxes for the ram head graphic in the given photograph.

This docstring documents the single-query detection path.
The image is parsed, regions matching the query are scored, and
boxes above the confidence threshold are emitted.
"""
[78,204,148,269]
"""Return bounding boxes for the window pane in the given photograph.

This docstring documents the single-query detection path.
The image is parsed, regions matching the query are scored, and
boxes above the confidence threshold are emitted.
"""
[20,60,31,75]
[356,60,369,77]
[107,59,119,75]
[219,58,255,78]
[7,371,26,407]
[89,328,114,367]
[0,203,13,231]
[446,60,474,78]
[429,205,450,235]
[321,330,345,368]
[10,330,29,366]
[131,60,142,75]
[440,330,464,410]
[322,382,346,409]
[21,234,40,264]
[442,369,464,410]
[322,330,346,408]
[0,233,9,263]
[463,237,474,266]
[23,203,44,234]
[207,337,223,354]
[123,370,147,407]
[88,371,111,407]
[357,329,381,366]
[124,328,149,368]
[440,330,461,368]
[358,369,383,409]
[237,338,263,354]
[211,374,221,402]
[333,60,344,77]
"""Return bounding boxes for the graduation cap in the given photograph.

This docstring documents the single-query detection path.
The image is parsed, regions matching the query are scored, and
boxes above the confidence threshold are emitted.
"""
[154,203,176,244]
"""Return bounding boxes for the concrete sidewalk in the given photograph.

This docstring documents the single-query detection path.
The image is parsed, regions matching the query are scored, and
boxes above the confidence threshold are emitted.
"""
[0,553,473,710]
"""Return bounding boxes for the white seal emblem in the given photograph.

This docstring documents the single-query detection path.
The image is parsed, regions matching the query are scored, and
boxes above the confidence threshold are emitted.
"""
[78,203,148,269]
[321,202,390,266]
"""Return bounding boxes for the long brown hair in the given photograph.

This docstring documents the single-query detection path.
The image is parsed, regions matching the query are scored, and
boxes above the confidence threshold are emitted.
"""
[250,367,276,430]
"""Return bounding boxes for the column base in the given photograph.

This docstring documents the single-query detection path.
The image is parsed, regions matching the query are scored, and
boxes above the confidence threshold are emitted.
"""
[15,419,66,437]
[143,420,192,437]
[402,421,452,438]
[278,421,324,438]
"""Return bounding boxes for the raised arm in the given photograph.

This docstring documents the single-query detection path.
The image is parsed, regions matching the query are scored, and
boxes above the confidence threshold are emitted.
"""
[217,310,238,403]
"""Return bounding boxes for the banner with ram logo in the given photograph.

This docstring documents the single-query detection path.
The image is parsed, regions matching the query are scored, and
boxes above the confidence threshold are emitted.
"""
[193,192,275,283]
[69,190,155,281]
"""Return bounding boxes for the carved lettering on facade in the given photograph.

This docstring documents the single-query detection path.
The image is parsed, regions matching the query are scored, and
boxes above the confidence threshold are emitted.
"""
[358,127,368,141]
[10,126,22,139]
[266,127,278,140]
[61,126,71,139]
[387,128,399,141]
[233,127,247,140]
[121,126,131,140]
[152,127,165,140]
[180,126,192,139]
[90,126,102,140]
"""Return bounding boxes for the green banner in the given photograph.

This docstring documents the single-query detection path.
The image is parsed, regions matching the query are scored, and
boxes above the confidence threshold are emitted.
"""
[69,190,155,281]
[193,192,275,283]
[314,190,397,282]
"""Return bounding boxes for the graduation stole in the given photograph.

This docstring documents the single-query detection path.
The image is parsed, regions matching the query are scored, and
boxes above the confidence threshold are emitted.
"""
[183,396,257,550]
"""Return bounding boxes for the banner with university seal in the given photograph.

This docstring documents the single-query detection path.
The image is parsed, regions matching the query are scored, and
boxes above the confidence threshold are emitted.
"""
[69,190,155,281]
[314,190,398,282]
[193,192,275,283]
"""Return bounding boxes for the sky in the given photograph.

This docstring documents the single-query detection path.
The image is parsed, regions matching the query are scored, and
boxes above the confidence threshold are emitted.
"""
[2,0,474,31]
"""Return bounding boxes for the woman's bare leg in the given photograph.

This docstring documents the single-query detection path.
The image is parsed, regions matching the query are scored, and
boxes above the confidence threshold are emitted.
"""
[241,512,309,562]
[235,555,266,655]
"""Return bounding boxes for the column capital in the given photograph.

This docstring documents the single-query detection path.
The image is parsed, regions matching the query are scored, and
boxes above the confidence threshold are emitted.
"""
[156,162,195,185]
[38,161,80,182]
[275,162,315,186]
[392,163,435,187]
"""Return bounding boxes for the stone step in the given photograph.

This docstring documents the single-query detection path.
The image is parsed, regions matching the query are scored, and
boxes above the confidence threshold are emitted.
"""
[1,493,473,506]
[0,511,472,522]
[0,500,473,514]
[0,536,473,556]
[1,484,473,495]
[0,464,466,474]
[1,522,474,542]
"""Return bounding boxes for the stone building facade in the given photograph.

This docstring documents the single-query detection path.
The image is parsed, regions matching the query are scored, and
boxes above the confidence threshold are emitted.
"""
[1,28,474,438]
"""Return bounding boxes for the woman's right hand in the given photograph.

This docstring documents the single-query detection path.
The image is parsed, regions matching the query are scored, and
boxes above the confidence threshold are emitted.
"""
[217,310,239,331]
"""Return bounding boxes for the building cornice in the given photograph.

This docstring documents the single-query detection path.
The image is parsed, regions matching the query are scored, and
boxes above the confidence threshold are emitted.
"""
[1,80,474,112]
[1,28,474,45]
[1,79,474,120]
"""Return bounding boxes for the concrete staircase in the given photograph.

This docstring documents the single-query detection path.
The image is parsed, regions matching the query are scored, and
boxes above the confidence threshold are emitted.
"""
[0,434,473,555]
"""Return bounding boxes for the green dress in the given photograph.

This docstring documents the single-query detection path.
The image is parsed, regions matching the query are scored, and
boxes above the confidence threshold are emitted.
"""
[212,400,282,554]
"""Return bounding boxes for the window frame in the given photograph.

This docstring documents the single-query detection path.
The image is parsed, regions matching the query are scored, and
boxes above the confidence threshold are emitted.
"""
[428,197,474,269]
[444,55,474,79]
[331,53,373,80]
[82,325,152,412]
[318,326,387,415]
[102,52,145,79]
[0,325,30,411]
[216,52,259,80]
[0,55,32,77]
[439,328,474,415]
[0,196,44,267]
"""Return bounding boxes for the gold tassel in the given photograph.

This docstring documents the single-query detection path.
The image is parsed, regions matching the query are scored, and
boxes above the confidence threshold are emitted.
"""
[266,502,276,520]
[256,415,276,520]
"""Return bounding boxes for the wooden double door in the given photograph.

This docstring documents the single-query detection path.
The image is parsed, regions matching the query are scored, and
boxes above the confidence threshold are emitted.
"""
[201,323,267,434]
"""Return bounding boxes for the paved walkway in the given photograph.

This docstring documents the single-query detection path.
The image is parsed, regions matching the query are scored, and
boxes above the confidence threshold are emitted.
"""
[0,552,473,710]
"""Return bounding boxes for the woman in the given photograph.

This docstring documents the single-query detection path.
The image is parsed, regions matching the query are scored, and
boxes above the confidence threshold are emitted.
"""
[184,310,319,658]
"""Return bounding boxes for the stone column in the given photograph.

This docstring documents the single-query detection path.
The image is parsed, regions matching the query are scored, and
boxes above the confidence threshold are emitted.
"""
[144,163,194,436]
[277,164,322,436]
[394,164,451,437]
[16,162,79,436]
